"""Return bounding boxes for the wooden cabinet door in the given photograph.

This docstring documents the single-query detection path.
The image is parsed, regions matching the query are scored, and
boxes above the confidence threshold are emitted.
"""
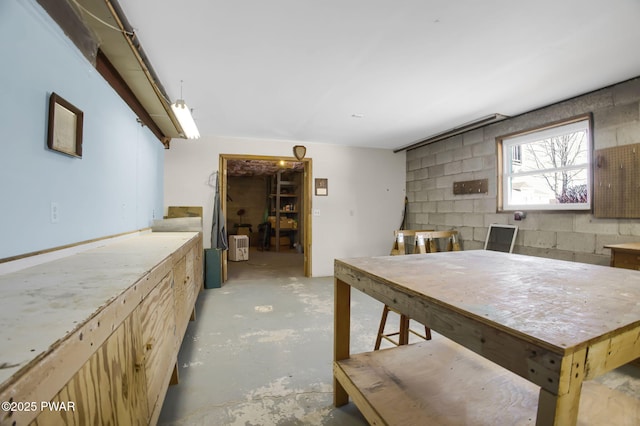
[173,253,192,342]
[138,271,177,419]
[31,313,148,425]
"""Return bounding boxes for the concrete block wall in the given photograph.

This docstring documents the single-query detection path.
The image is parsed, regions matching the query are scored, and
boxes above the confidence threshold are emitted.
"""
[406,77,640,265]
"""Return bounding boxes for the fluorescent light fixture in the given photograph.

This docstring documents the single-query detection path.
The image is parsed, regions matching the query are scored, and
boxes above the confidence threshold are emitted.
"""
[171,99,200,139]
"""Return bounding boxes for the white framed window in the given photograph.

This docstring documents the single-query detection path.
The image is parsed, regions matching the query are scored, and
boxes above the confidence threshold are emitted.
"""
[497,115,592,211]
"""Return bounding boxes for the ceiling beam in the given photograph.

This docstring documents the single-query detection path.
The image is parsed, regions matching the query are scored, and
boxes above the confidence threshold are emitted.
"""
[39,0,185,145]
[394,114,509,153]
[96,50,170,147]
[36,0,98,64]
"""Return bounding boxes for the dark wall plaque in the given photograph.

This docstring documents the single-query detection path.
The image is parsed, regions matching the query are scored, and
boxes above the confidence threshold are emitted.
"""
[453,179,488,195]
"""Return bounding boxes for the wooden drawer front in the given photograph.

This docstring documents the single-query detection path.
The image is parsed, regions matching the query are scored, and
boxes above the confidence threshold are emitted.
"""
[613,251,640,270]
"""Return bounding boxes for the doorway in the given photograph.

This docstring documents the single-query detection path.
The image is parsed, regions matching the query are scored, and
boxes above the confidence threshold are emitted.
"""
[219,154,312,282]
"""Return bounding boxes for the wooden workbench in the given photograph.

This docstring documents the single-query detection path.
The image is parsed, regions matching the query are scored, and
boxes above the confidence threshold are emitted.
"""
[605,242,640,270]
[0,231,203,426]
[334,250,640,425]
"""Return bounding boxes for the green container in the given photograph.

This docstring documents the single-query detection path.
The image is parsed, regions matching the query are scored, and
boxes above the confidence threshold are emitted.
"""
[204,249,222,289]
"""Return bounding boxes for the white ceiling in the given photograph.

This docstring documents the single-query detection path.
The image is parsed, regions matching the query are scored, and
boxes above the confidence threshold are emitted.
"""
[116,0,640,150]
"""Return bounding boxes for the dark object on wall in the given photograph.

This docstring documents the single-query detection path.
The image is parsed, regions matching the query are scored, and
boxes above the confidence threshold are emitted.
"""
[453,179,488,195]
[47,93,83,158]
[594,143,640,218]
[293,145,307,160]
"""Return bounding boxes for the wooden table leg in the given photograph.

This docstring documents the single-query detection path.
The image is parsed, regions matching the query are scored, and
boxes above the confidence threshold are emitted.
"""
[334,277,351,407]
[399,314,410,345]
[535,348,586,426]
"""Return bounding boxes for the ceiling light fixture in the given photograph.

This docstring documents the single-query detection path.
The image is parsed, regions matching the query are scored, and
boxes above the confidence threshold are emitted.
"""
[171,80,200,139]
[171,100,200,139]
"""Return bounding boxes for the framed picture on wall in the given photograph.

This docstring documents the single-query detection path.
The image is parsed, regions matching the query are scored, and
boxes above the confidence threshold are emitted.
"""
[315,178,328,196]
[47,92,83,158]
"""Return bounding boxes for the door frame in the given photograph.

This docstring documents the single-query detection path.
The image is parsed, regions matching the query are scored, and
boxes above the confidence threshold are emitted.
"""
[219,154,312,281]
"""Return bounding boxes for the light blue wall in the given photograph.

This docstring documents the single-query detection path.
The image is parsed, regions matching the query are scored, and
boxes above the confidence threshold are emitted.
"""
[0,0,165,259]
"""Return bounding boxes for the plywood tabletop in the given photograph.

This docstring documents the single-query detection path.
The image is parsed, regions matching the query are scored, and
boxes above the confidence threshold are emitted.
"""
[0,232,199,386]
[335,250,640,353]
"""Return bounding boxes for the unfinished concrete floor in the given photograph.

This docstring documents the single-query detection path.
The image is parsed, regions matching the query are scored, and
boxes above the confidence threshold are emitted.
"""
[158,248,640,425]
[157,248,376,425]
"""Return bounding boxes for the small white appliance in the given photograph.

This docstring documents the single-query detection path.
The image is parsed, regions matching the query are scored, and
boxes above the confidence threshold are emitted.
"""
[229,235,249,261]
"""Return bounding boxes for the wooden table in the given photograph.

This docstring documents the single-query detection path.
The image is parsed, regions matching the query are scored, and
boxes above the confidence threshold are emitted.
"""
[334,250,640,425]
[605,242,640,270]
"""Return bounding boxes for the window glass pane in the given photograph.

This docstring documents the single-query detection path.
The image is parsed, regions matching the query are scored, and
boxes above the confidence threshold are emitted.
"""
[508,170,589,206]
[512,130,588,174]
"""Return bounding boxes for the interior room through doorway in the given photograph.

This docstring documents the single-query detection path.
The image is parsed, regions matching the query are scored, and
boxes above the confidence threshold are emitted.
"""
[220,154,312,282]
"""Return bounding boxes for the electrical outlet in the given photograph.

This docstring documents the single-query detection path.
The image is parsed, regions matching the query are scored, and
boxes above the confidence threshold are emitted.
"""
[51,202,59,223]
[313,209,320,216]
